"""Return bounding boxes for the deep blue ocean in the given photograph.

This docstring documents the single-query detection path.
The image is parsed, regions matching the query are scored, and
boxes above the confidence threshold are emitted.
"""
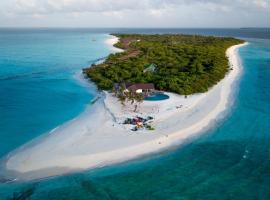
[0,28,270,199]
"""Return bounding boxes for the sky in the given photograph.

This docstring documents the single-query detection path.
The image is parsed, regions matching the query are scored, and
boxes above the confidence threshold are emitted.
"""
[0,0,269,28]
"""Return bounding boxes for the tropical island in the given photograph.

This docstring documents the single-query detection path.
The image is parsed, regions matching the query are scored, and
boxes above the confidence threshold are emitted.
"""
[3,34,247,181]
[84,34,244,95]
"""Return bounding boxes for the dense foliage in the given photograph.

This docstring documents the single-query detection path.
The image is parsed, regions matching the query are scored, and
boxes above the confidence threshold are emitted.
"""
[84,34,244,95]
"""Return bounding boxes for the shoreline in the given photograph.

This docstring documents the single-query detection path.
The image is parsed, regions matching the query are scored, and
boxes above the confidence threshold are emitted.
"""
[104,35,123,53]
[1,36,248,181]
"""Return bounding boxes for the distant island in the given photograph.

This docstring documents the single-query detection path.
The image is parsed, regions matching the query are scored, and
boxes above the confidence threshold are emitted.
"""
[84,34,244,95]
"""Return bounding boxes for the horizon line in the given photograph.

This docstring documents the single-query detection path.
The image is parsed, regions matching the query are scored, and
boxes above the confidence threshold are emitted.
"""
[0,27,270,29]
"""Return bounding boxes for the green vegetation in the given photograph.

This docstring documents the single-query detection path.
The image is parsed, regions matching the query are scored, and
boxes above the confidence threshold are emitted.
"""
[84,34,244,95]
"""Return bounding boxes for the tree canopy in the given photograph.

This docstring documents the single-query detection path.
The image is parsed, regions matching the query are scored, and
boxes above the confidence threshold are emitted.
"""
[84,34,244,95]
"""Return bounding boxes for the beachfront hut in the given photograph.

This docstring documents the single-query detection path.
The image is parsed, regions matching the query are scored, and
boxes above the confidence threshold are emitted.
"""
[126,83,155,95]
[114,82,155,96]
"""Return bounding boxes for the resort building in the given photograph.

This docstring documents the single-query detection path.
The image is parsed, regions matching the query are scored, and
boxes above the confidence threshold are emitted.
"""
[126,83,155,94]
[114,82,155,95]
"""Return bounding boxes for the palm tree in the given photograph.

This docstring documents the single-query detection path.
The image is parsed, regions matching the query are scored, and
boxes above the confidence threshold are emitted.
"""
[117,90,144,112]
[126,92,144,112]
[133,93,144,112]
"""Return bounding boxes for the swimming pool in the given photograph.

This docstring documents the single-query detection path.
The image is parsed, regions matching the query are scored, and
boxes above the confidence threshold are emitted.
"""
[144,93,169,101]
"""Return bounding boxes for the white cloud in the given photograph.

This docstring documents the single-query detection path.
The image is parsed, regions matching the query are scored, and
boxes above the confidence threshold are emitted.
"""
[10,0,269,16]
[0,0,269,27]
[13,0,154,14]
[253,0,269,8]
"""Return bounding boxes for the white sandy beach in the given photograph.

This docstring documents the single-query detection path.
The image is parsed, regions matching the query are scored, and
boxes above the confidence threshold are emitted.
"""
[3,36,247,180]
[104,35,123,52]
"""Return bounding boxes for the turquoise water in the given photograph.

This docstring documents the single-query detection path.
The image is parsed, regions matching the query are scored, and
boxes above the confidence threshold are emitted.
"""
[1,29,270,199]
[0,30,114,158]
[144,93,169,101]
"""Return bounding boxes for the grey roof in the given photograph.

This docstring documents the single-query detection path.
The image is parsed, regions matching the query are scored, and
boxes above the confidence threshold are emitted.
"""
[143,63,157,73]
